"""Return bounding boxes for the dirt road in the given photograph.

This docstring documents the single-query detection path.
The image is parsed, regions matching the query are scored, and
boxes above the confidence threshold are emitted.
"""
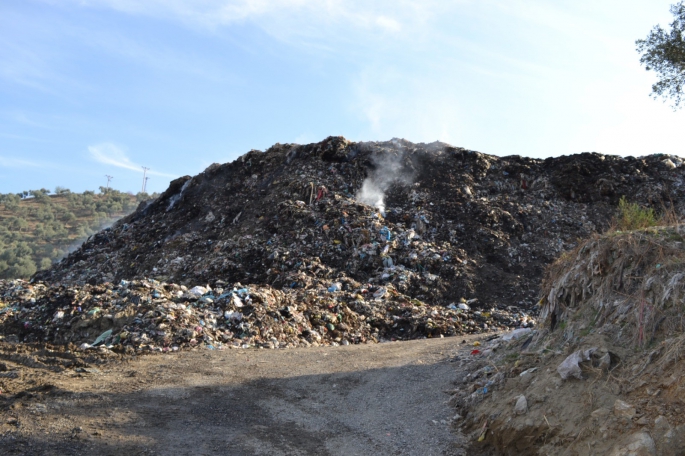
[0,337,478,455]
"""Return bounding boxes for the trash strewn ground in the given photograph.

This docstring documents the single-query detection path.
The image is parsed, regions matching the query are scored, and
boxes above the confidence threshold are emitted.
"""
[5,137,685,454]
[452,226,685,455]
[0,277,528,352]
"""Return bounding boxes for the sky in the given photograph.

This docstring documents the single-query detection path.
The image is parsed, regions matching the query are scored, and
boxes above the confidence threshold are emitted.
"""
[1,0,684,195]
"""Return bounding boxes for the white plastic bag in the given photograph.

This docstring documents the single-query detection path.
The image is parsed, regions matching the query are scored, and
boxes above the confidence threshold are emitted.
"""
[557,348,596,380]
[501,328,532,341]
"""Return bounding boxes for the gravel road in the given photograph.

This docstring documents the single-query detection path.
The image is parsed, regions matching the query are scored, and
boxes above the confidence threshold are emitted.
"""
[1,337,479,455]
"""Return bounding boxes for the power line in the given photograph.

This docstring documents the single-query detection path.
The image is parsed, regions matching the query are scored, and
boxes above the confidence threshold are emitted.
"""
[105,175,113,190]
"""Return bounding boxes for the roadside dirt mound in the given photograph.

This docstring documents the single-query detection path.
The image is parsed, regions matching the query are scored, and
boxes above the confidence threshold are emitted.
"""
[453,226,685,455]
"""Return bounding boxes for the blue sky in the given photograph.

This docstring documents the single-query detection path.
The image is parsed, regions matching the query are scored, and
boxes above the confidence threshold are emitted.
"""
[1,0,684,194]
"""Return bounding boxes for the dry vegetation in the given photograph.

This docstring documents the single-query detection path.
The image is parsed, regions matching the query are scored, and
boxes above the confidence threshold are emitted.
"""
[454,199,685,454]
[540,199,685,349]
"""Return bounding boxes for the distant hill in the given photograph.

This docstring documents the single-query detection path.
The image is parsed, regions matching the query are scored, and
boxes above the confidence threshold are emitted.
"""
[0,188,158,279]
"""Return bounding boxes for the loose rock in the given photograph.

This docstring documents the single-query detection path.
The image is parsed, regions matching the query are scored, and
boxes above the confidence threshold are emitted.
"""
[614,399,636,419]
[514,395,528,415]
[609,431,656,456]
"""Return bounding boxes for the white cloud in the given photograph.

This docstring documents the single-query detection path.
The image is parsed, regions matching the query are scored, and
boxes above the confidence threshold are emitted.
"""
[375,16,402,33]
[89,142,138,171]
[0,156,45,169]
[88,142,177,177]
[56,0,416,36]
[351,67,463,144]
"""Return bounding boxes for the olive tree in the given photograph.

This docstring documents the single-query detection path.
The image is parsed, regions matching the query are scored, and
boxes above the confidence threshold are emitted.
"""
[636,2,685,108]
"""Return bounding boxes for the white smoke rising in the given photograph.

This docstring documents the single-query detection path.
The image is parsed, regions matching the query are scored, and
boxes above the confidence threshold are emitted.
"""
[357,179,387,214]
[356,146,414,215]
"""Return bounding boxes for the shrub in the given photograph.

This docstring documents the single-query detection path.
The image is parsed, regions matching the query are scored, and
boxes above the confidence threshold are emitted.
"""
[615,196,659,231]
[7,257,37,278]
[39,257,52,270]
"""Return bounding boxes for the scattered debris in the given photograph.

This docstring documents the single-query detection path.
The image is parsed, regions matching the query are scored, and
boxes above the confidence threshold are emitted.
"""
[614,399,636,419]
[557,347,597,380]
[0,277,528,351]
[514,395,528,415]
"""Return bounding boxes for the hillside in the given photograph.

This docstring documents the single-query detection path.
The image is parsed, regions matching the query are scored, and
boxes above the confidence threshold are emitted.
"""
[0,189,155,279]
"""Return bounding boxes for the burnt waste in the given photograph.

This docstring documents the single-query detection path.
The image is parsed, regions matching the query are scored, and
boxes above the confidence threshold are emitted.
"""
[2,136,684,352]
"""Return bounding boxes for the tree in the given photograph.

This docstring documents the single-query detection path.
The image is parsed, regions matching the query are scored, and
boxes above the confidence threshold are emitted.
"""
[8,216,29,232]
[3,194,20,211]
[61,211,77,224]
[74,225,89,237]
[13,241,34,258]
[34,223,47,240]
[7,257,37,278]
[636,2,685,108]
[37,208,55,222]
[29,189,52,205]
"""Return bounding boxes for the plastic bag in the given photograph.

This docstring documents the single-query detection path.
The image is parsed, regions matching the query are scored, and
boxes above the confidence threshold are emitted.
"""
[557,347,596,380]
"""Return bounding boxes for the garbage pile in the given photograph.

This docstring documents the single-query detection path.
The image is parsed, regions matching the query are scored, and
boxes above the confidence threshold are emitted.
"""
[451,226,685,455]
[6,136,683,352]
[0,277,532,351]
[34,137,685,315]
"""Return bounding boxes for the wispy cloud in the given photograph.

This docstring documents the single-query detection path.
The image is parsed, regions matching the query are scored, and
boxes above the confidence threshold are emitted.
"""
[0,156,45,169]
[351,67,463,144]
[58,0,414,37]
[88,142,177,177]
[375,16,402,33]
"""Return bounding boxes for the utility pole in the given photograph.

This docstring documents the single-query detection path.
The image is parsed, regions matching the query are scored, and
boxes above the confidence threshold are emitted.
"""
[105,175,113,190]
[144,176,150,193]
[141,167,150,193]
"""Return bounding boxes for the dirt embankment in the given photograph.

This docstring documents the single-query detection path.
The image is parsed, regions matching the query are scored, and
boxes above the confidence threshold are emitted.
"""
[453,226,685,455]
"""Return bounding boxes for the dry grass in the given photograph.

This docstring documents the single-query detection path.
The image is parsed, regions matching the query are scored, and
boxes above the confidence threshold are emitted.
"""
[655,334,685,370]
[610,196,681,232]
[540,214,685,349]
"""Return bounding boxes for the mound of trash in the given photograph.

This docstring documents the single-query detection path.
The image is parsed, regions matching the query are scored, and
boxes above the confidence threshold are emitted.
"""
[35,137,685,313]
[3,136,682,352]
[0,276,530,351]
[452,226,685,455]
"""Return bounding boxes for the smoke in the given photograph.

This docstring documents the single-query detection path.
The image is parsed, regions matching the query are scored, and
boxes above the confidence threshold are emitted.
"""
[356,145,415,215]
